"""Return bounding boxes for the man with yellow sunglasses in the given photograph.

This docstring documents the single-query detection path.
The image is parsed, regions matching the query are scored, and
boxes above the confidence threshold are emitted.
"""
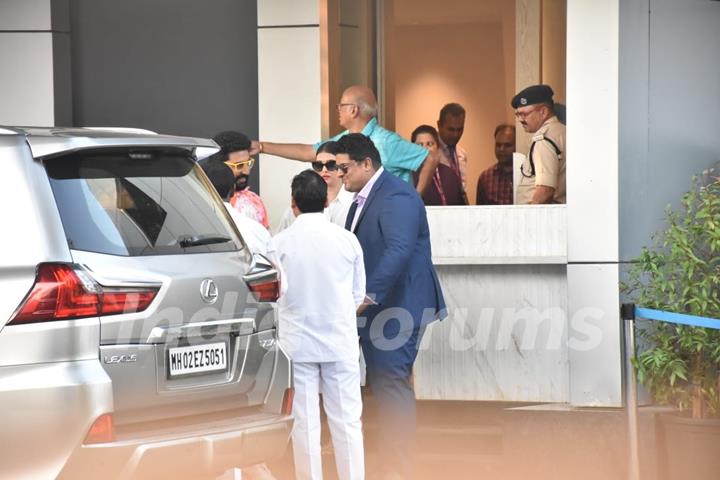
[204,130,269,229]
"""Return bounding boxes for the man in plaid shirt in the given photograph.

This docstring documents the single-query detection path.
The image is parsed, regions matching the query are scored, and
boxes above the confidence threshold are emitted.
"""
[476,124,515,205]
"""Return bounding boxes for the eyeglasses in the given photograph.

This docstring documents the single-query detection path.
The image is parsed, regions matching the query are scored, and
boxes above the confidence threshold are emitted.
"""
[336,103,356,111]
[225,158,255,169]
[514,107,542,120]
[337,163,351,174]
[311,160,338,172]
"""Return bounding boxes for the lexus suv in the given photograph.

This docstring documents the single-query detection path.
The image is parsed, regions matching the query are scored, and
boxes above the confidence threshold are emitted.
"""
[0,127,293,479]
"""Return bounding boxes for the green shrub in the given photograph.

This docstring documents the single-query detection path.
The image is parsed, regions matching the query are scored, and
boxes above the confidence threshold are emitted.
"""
[623,170,720,418]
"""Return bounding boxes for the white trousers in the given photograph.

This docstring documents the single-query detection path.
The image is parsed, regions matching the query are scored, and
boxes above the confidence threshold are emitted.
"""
[292,360,364,480]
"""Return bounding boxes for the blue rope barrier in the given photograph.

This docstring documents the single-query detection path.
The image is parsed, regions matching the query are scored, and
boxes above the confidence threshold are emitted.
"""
[635,307,720,330]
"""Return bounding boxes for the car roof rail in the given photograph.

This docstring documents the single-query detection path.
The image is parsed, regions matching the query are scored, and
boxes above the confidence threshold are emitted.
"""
[83,127,158,135]
[0,126,23,135]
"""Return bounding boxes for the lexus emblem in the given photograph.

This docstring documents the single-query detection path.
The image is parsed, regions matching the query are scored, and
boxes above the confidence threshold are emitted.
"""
[200,278,219,304]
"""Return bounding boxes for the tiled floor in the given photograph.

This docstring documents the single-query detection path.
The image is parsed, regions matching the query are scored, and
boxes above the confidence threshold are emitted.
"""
[263,400,665,480]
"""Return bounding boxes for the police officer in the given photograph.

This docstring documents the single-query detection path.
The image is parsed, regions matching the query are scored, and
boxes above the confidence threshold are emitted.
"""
[512,85,566,204]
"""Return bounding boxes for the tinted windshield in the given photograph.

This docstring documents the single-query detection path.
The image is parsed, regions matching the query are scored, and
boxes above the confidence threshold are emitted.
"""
[45,148,244,256]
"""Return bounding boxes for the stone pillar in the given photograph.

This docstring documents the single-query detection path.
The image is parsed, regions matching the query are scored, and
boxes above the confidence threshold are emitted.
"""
[0,0,71,126]
[566,0,621,407]
[257,0,322,229]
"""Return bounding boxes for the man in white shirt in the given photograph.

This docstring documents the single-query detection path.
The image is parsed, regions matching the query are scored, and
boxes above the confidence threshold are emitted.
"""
[201,161,283,480]
[200,161,278,263]
[275,140,354,233]
[274,170,366,480]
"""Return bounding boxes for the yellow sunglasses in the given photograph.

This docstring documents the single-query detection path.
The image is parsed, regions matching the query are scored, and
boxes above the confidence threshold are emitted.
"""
[225,158,255,169]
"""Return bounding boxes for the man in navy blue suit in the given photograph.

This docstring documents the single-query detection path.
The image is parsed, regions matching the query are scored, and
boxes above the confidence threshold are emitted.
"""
[337,133,446,479]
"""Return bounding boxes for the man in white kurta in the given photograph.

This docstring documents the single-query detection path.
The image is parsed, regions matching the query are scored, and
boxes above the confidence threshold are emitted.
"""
[274,170,366,480]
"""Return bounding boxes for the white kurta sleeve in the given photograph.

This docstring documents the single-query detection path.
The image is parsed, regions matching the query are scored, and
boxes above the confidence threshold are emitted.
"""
[266,236,288,299]
[351,237,366,308]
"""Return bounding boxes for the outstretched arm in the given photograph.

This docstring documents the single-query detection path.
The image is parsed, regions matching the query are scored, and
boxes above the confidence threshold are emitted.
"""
[415,149,439,195]
[249,141,315,162]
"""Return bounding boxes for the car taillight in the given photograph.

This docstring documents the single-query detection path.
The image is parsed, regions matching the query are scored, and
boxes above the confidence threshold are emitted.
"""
[243,254,281,302]
[281,387,294,415]
[247,277,281,302]
[100,289,158,316]
[84,413,115,444]
[9,263,158,325]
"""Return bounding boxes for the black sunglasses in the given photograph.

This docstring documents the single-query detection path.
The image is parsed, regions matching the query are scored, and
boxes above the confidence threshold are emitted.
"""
[311,160,338,172]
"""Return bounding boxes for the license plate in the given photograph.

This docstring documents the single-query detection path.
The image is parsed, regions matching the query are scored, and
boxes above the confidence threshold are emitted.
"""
[167,342,227,377]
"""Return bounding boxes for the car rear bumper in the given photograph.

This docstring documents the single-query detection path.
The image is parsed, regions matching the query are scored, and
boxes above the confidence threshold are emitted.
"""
[0,358,292,479]
[0,359,114,480]
[57,413,293,480]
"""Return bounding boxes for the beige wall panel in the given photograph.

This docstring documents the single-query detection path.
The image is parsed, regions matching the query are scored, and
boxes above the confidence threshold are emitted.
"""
[394,22,510,204]
[377,0,396,129]
[542,0,567,103]
[515,0,541,154]
[340,26,370,91]
[502,3,518,121]
[339,0,362,25]
[321,0,373,137]
[258,0,319,27]
[320,0,340,138]
[258,27,322,229]
[0,33,55,126]
[515,0,541,89]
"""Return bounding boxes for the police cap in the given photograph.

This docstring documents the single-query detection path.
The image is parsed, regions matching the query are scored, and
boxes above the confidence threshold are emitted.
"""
[511,85,554,109]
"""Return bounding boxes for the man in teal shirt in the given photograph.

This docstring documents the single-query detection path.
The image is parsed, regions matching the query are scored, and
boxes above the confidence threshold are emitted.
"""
[250,85,438,194]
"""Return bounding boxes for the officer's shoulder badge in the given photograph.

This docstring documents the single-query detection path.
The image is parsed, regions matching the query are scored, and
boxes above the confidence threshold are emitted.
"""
[532,133,545,142]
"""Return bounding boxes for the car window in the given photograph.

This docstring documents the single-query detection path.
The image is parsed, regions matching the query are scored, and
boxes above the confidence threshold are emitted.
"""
[45,148,244,256]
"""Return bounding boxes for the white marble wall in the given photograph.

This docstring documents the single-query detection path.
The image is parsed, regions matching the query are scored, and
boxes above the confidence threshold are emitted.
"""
[416,264,569,402]
[417,206,570,402]
[426,205,567,264]
[417,204,622,405]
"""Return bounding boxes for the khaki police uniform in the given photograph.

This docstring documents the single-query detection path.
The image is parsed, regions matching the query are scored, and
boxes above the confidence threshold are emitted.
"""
[516,116,566,204]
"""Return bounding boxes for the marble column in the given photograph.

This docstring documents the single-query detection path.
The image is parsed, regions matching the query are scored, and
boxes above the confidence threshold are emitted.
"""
[0,0,71,126]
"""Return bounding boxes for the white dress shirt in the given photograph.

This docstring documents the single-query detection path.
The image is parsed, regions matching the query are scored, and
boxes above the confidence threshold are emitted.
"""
[224,202,273,256]
[275,187,354,233]
[224,202,286,297]
[274,212,365,362]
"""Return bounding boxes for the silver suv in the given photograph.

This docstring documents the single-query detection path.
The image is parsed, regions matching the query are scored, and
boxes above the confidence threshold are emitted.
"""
[0,127,293,479]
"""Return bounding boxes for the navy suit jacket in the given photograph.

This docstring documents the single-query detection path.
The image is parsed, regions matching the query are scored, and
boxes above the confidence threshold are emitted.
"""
[349,170,446,338]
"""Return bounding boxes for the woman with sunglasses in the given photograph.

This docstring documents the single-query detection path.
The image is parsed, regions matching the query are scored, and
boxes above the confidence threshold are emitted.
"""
[411,125,467,206]
[275,141,354,233]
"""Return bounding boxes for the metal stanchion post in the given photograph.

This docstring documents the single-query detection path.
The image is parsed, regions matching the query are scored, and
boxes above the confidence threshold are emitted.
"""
[621,303,641,480]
